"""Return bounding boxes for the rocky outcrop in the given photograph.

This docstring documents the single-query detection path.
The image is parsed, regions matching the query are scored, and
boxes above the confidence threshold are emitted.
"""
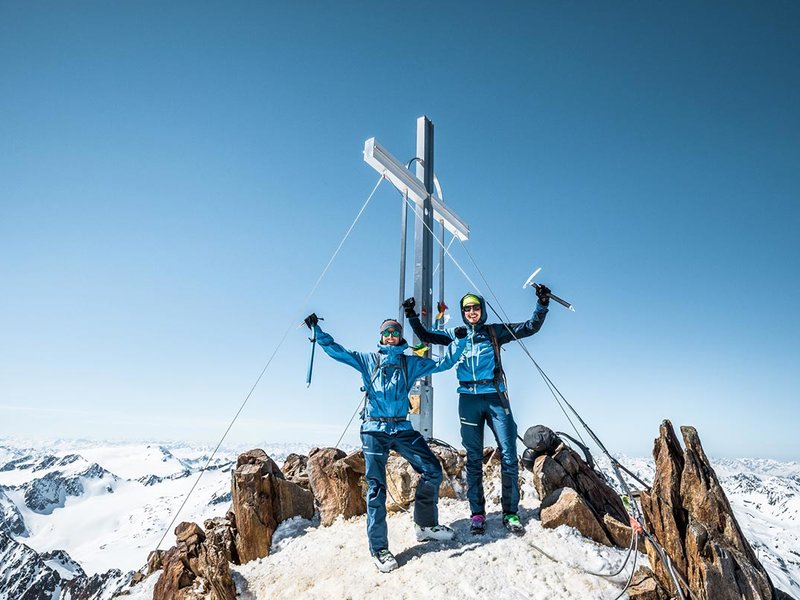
[0,530,129,600]
[231,449,314,563]
[384,444,466,511]
[541,487,612,545]
[626,567,671,600]
[152,521,236,600]
[0,488,27,536]
[282,453,310,490]
[307,447,366,526]
[531,436,632,548]
[23,465,116,515]
[640,421,780,600]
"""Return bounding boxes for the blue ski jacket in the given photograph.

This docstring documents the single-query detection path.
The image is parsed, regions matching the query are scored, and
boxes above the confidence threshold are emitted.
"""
[408,293,548,395]
[314,324,467,433]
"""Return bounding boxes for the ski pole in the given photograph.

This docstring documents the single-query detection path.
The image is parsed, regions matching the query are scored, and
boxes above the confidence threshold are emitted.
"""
[522,267,575,312]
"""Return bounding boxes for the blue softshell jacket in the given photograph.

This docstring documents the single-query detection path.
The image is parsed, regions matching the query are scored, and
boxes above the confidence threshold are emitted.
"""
[313,324,467,432]
[408,293,548,395]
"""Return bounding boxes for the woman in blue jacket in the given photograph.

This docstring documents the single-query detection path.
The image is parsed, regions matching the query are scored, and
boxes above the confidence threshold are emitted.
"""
[304,314,467,573]
[404,288,549,535]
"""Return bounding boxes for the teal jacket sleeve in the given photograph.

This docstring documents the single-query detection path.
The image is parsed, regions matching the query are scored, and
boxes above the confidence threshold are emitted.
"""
[314,324,370,375]
[408,335,467,380]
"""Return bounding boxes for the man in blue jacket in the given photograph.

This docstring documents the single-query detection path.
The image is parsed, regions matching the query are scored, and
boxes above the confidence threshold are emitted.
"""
[304,314,468,572]
[404,288,549,535]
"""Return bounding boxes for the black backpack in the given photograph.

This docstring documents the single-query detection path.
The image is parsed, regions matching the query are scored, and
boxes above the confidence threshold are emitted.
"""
[521,424,595,471]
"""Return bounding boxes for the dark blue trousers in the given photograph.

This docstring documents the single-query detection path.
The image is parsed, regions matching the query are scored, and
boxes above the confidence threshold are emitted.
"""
[459,392,519,516]
[361,427,443,555]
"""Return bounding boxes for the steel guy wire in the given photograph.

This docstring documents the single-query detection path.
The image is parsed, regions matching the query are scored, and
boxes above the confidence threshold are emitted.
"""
[155,174,386,551]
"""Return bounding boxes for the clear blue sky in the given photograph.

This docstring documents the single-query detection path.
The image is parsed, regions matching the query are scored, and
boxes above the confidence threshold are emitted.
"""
[1,2,798,459]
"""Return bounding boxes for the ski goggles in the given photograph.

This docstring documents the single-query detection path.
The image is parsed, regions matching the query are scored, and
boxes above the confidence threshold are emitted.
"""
[462,304,481,313]
[381,329,401,338]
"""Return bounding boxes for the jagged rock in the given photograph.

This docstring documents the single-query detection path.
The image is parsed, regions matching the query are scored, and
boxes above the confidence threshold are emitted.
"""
[365,444,466,512]
[640,420,780,600]
[203,517,239,565]
[627,566,670,600]
[282,453,310,490]
[231,449,314,563]
[541,487,612,545]
[532,439,630,547]
[640,420,688,590]
[0,487,27,535]
[153,545,194,600]
[147,549,165,574]
[307,447,366,526]
[154,521,236,600]
[0,530,128,600]
[0,530,62,599]
[602,513,636,549]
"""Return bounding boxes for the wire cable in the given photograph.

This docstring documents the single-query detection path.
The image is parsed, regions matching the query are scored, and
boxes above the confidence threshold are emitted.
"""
[154,174,386,551]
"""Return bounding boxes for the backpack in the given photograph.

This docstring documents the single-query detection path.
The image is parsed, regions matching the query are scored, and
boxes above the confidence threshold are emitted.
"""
[521,424,595,471]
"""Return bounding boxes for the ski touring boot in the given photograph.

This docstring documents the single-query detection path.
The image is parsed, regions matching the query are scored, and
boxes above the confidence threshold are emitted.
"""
[502,513,525,535]
[470,514,486,535]
[372,548,398,573]
[415,524,455,542]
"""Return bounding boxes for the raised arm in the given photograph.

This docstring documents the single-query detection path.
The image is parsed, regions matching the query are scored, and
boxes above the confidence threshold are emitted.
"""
[495,302,549,345]
[313,324,370,373]
[409,332,467,380]
[407,314,454,346]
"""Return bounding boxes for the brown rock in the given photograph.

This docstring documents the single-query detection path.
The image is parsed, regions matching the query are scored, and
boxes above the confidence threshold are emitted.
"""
[146,549,164,574]
[203,517,239,565]
[231,448,314,563]
[153,545,195,600]
[627,566,670,600]
[231,462,278,562]
[282,453,310,490]
[153,520,237,600]
[532,441,629,548]
[639,421,780,600]
[198,525,237,600]
[602,513,637,549]
[307,447,366,526]
[540,487,611,546]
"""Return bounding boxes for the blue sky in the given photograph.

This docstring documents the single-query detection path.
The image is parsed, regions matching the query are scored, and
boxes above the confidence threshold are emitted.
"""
[1,2,798,459]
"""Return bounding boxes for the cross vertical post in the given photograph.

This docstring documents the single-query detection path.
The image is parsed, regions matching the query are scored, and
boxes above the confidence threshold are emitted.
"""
[413,116,435,438]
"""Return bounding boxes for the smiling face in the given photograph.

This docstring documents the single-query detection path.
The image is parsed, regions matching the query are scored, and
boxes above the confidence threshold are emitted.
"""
[381,327,402,346]
[462,303,482,325]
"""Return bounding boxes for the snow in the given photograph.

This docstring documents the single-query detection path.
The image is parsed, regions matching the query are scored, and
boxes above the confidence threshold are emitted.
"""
[232,498,642,600]
[1,439,798,599]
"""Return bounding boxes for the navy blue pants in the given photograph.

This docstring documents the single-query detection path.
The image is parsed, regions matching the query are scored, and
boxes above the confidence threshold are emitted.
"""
[459,392,519,516]
[361,428,443,555]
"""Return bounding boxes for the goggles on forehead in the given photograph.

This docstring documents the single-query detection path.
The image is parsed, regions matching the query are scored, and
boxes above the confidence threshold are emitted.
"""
[462,304,481,313]
[381,329,401,338]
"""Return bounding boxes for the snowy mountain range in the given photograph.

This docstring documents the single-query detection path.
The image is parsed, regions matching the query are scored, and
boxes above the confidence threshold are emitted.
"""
[0,439,797,599]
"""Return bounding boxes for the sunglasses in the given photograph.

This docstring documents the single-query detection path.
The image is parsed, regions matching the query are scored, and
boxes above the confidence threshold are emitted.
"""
[462,304,481,313]
[381,329,401,338]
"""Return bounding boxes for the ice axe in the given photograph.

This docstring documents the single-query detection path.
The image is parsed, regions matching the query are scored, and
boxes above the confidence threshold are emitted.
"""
[523,268,575,312]
[303,314,323,387]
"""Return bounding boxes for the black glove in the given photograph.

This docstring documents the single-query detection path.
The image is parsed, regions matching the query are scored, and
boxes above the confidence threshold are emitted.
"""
[535,284,551,306]
[402,297,418,318]
[454,326,468,339]
[304,313,319,329]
